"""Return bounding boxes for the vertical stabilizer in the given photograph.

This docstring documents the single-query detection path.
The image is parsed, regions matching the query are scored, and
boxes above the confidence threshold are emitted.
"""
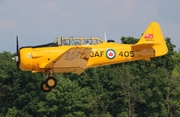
[135,22,168,57]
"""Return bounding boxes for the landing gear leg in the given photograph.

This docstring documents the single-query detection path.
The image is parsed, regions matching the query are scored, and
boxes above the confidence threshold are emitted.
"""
[40,71,57,92]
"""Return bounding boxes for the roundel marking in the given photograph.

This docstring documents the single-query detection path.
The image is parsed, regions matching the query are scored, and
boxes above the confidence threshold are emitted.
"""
[106,49,116,59]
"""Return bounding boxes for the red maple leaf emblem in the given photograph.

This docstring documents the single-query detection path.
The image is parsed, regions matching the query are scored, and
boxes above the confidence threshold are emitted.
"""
[108,52,114,56]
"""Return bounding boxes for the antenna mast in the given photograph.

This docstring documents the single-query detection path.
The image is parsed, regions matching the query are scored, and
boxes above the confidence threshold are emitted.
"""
[104,31,107,41]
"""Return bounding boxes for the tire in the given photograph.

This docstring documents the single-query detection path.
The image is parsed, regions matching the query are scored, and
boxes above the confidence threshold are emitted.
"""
[145,62,150,67]
[40,81,51,92]
[45,77,57,89]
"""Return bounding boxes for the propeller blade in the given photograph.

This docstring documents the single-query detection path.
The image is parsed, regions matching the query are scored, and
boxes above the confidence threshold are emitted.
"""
[16,35,20,70]
[16,35,19,54]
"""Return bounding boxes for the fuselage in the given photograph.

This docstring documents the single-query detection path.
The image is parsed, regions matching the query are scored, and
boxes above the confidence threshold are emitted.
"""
[19,42,154,73]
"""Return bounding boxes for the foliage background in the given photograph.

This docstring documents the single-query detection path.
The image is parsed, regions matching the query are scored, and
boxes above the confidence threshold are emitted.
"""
[0,37,179,117]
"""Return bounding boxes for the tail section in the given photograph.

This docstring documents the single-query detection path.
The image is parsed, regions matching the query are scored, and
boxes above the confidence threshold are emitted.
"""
[133,22,168,57]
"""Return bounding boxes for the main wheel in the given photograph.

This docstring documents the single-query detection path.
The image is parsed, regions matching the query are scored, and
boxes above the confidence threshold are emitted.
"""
[45,76,57,89]
[40,81,51,92]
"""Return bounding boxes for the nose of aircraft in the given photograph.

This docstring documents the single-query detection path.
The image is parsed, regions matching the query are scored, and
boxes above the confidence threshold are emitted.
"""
[19,47,32,71]
[12,35,32,71]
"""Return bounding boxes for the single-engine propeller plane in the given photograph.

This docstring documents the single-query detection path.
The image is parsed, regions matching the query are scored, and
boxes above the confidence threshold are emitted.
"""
[12,22,168,92]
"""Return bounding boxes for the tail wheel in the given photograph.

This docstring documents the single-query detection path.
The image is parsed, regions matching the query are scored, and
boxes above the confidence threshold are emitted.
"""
[145,61,150,67]
[40,81,51,92]
[45,77,57,89]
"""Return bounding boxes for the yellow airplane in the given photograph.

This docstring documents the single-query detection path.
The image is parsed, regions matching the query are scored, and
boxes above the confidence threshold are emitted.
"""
[13,22,168,92]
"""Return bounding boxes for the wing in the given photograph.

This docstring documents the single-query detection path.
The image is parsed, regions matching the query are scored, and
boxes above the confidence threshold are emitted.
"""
[45,47,92,74]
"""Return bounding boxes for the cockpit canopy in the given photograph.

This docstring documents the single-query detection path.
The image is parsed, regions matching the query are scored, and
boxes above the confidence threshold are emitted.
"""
[32,37,104,48]
[53,37,103,46]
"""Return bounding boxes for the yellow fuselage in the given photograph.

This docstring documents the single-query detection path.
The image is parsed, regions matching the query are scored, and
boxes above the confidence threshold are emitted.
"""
[19,42,154,73]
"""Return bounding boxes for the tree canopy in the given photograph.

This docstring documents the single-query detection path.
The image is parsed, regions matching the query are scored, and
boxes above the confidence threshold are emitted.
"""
[0,37,180,117]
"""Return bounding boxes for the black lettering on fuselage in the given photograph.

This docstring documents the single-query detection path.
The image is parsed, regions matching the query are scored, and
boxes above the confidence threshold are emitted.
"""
[90,51,104,57]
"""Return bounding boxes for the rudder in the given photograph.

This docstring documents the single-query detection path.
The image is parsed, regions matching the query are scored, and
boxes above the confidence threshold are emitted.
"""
[136,22,168,57]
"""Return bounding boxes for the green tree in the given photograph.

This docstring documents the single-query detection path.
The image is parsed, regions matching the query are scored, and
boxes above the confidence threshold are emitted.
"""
[38,75,92,117]
[0,52,17,115]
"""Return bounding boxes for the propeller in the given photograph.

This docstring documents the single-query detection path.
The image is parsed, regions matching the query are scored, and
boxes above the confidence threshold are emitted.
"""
[16,35,19,55]
[16,35,20,70]
[12,35,20,70]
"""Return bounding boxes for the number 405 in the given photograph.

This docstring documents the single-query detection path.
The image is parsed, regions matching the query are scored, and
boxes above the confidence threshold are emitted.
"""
[119,51,134,57]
